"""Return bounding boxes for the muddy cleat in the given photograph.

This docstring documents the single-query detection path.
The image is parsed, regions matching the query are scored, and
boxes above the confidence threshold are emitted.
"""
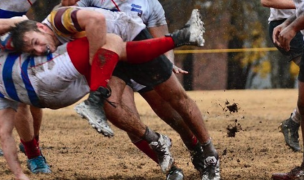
[149,134,174,173]
[169,9,205,47]
[201,154,220,180]
[190,144,205,171]
[280,117,301,152]
[75,101,114,137]
[272,166,304,180]
[190,144,220,180]
[166,165,184,180]
[27,156,51,174]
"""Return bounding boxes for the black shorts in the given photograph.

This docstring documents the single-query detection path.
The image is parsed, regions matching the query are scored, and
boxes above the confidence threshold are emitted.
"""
[298,55,304,82]
[112,29,173,88]
[269,19,304,62]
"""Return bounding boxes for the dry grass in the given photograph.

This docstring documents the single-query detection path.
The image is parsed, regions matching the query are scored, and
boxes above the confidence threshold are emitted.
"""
[0,89,301,180]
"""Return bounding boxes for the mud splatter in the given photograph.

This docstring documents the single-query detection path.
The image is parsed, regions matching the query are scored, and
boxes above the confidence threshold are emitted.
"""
[220,100,240,113]
[227,119,242,137]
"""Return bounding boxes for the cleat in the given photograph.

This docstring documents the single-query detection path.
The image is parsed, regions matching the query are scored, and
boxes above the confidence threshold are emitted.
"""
[190,144,205,171]
[190,144,220,180]
[27,156,51,174]
[149,134,174,173]
[166,165,184,180]
[169,9,205,47]
[272,166,304,180]
[0,149,3,156]
[280,117,301,152]
[75,101,114,137]
[75,86,114,137]
[201,154,220,180]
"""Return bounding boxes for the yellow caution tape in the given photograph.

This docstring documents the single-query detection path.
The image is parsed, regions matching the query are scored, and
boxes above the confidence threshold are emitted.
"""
[174,47,278,54]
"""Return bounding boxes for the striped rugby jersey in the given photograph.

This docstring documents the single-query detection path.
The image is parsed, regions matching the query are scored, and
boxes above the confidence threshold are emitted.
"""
[0,46,56,107]
[0,0,50,106]
[43,7,86,44]
[42,6,146,42]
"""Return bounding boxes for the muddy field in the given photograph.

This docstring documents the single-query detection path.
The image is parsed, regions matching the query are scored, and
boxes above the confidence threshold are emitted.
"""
[0,89,302,180]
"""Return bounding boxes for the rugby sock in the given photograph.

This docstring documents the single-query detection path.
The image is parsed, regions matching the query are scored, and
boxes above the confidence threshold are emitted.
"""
[291,108,301,124]
[185,135,199,151]
[202,138,217,156]
[20,138,41,159]
[90,48,119,91]
[133,139,158,163]
[126,36,175,64]
[142,127,159,143]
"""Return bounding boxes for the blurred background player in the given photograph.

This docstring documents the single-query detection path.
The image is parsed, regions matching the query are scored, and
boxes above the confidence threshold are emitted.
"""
[261,0,303,152]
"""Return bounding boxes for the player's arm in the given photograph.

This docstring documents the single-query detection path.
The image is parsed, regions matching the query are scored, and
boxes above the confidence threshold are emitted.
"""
[261,0,295,9]
[75,9,107,63]
[0,16,28,35]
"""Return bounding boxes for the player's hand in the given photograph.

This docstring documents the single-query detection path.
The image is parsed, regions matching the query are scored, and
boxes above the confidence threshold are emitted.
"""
[173,65,188,74]
[273,24,284,45]
[276,26,296,51]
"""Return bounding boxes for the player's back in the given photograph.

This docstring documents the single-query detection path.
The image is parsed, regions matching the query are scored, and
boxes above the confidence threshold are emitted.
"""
[0,0,36,18]
[76,0,166,27]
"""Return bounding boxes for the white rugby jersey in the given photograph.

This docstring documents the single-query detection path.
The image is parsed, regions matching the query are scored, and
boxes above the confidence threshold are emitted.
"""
[77,0,167,28]
[293,0,304,35]
[268,8,295,22]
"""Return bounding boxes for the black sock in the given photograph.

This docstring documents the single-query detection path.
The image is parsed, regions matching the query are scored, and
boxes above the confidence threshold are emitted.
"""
[143,127,159,143]
[202,139,217,156]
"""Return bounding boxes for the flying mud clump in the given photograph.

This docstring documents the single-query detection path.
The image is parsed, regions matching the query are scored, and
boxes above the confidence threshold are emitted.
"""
[227,119,242,137]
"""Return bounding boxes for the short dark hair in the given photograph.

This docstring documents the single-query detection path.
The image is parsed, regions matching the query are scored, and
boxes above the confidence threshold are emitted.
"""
[10,20,40,53]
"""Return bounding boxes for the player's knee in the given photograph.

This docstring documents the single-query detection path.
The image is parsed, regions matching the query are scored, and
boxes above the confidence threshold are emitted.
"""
[103,34,124,56]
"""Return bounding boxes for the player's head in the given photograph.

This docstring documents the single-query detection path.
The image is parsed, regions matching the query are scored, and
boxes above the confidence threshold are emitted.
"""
[10,20,57,56]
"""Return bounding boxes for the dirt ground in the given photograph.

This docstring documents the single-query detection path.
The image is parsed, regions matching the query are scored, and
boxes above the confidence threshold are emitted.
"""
[0,89,302,180]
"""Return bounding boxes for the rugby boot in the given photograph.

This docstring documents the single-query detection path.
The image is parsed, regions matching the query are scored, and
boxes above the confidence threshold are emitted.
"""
[190,143,205,172]
[75,87,114,137]
[272,166,304,180]
[190,144,220,180]
[280,117,301,151]
[166,165,184,180]
[149,134,174,173]
[27,155,51,174]
[201,154,220,180]
[75,101,114,137]
[169,9,205,47]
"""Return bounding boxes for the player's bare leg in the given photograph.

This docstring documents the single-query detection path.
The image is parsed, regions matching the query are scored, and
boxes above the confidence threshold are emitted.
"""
[154,74,220,180]
[104,76,174,173]
[14,104,51,174]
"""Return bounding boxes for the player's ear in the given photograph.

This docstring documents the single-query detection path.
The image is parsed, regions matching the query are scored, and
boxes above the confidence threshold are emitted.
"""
[36,23,47,32]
